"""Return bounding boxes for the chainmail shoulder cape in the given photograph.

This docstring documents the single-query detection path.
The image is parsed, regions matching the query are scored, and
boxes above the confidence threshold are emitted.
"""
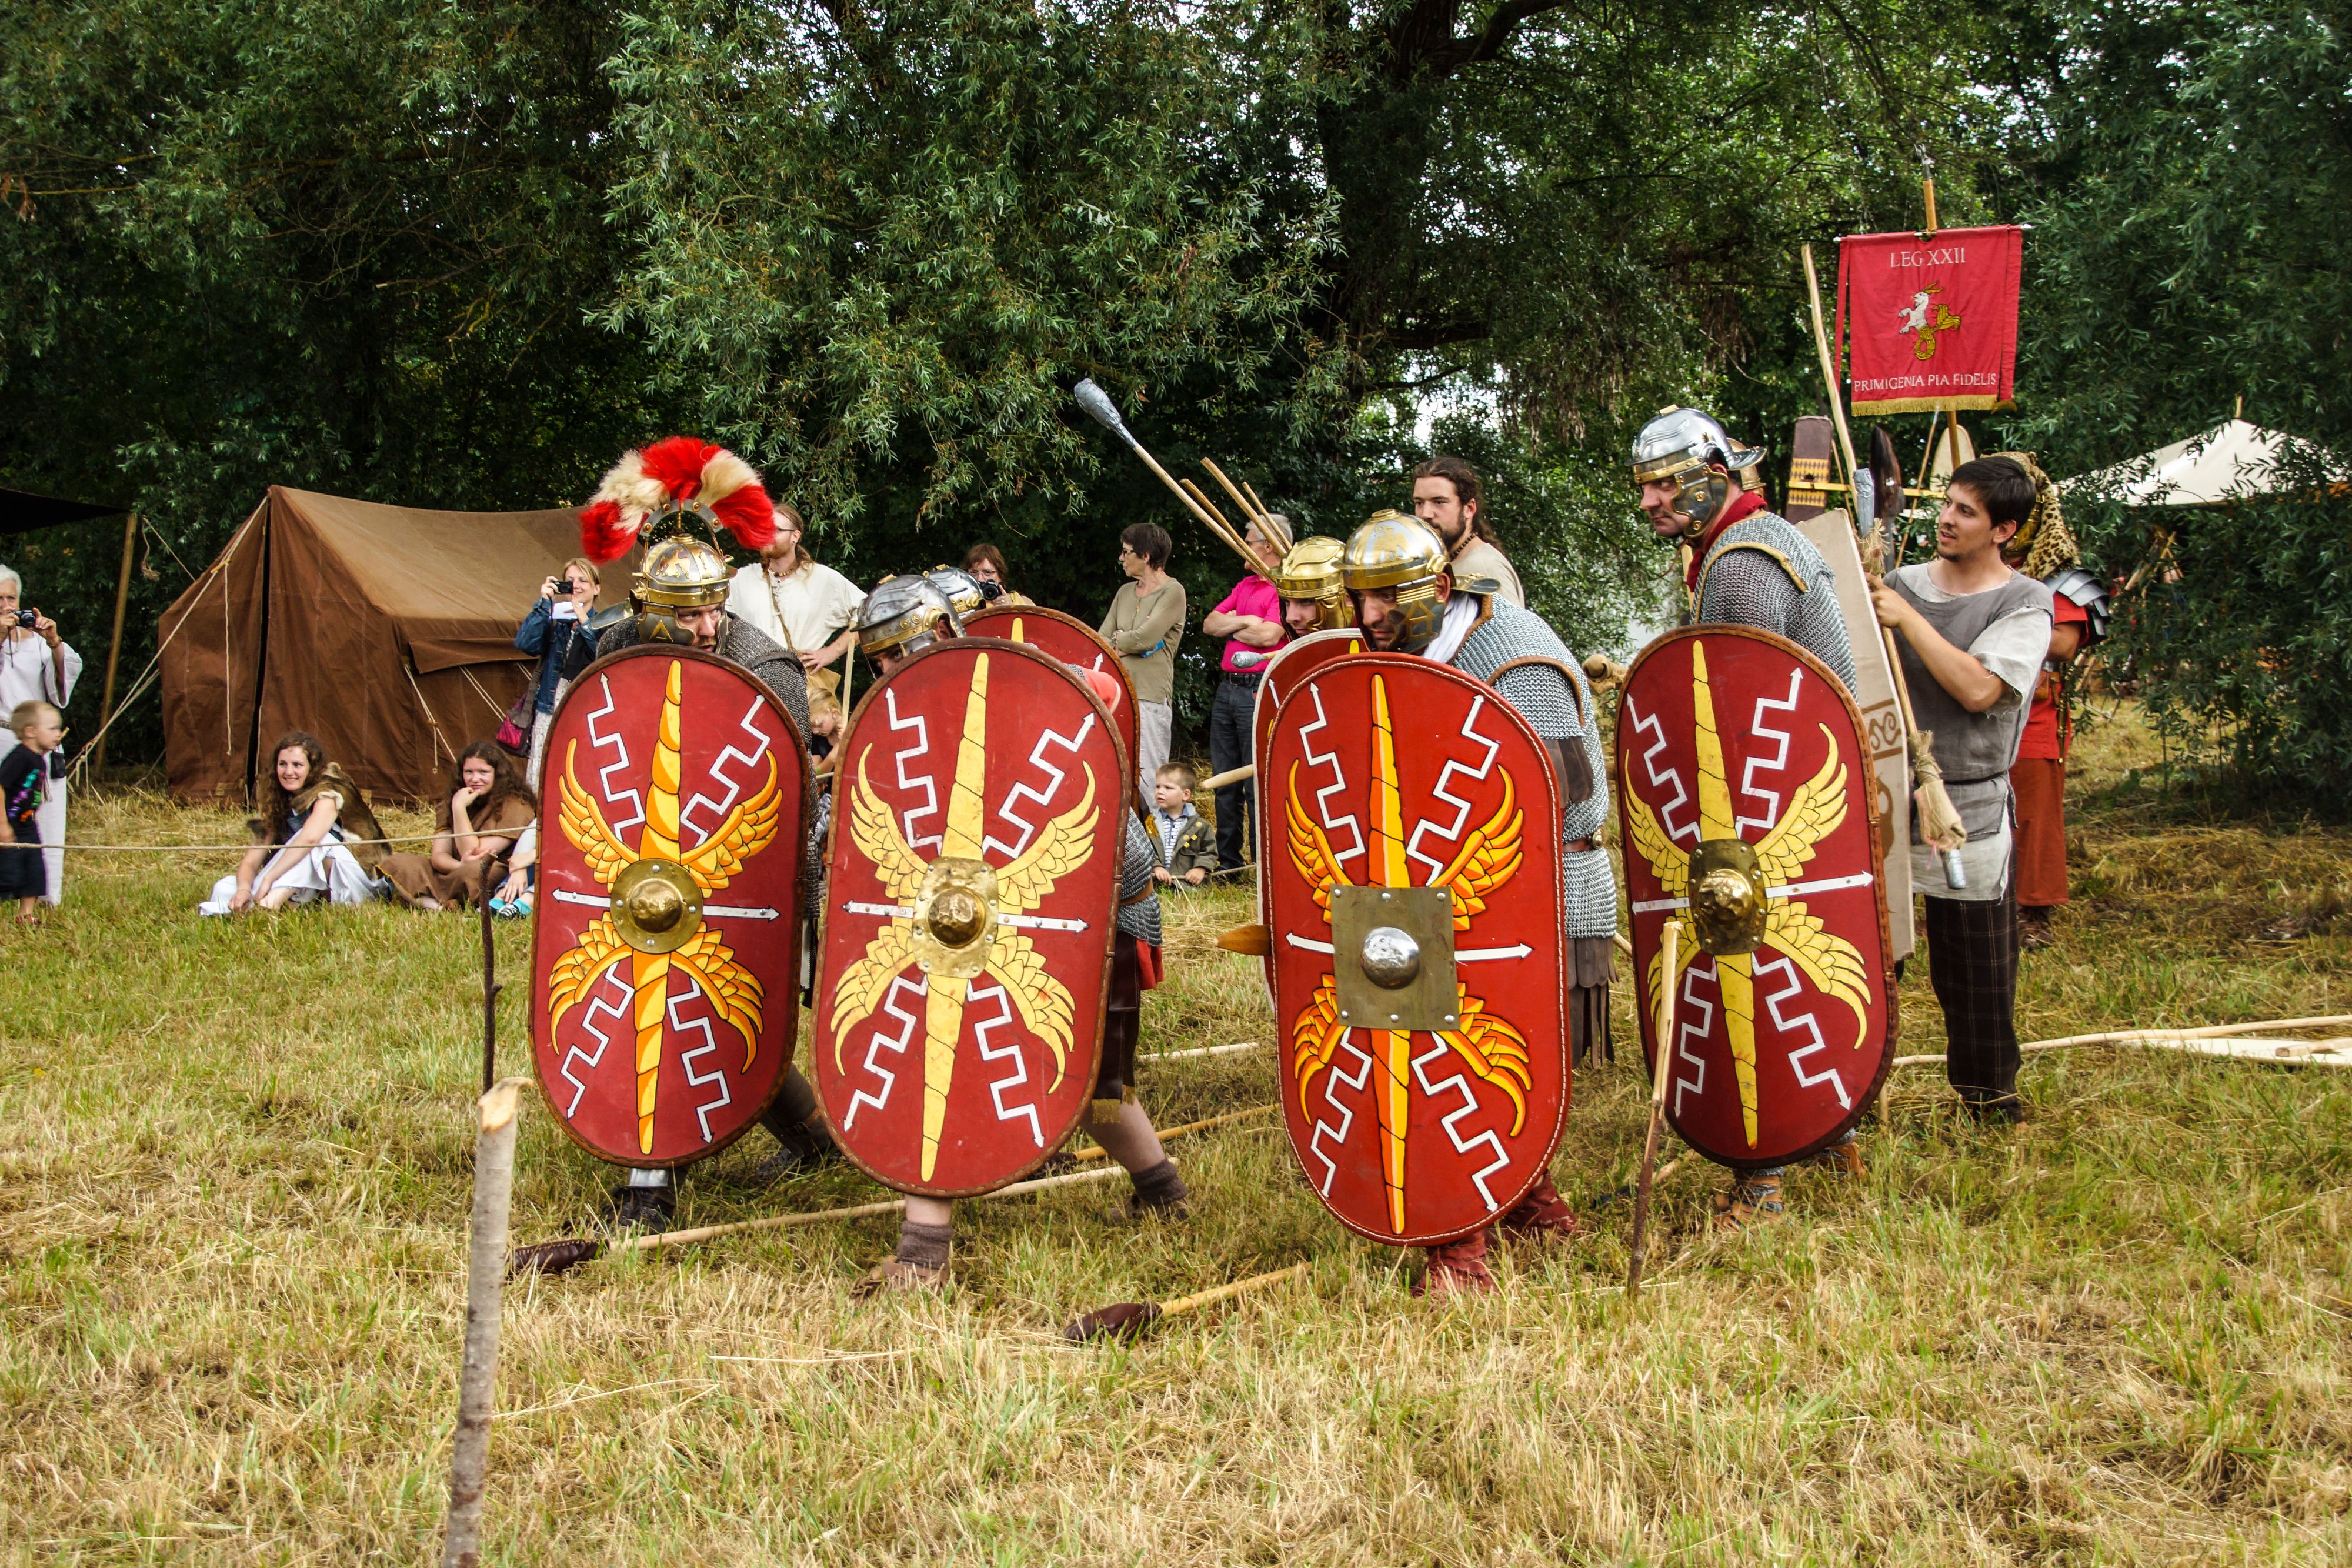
[1115,810,1162,946]
[589,612,812,743]
[1693,511,1860,691]
[1447,598,1618,940]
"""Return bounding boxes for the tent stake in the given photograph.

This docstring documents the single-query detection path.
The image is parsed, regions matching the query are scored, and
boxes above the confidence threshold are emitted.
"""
[92,512,138,773]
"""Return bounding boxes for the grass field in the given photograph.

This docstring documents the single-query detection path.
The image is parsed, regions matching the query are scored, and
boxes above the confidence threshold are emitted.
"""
[6,708,2351,1564]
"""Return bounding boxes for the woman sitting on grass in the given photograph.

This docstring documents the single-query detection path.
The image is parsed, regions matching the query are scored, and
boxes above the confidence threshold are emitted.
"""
[199,732,386,915]
[380,741,538,911]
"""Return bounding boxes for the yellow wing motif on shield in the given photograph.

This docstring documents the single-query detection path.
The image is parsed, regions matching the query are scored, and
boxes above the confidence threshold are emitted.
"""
[1762,904,1873,1050]
[847,750,931,903]
[670,923,766,1068]
[547,915,630,1033]
[1751,730,1847,888]
[1624,787,1687,900]
[985,931,1074,1088]
[559,744,636,886]
[993,768,1099,915]
[680,755,782,891]
[1426,770,1523,929]
[1285,762,1353,919]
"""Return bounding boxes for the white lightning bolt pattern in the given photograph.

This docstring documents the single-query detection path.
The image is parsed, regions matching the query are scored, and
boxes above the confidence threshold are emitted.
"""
[559,963,631,1117]
[967,980,1044,1148]
[585,674,645,835]
[1412,1038,1513,1210]
[1669,955,1720,1120]
[842,974,927,1129]
[1299,683,1365,865]
[1406,693,1500,879]
[1306,1033,1373,1196]
[885,686,942,852]
[1737,668,1804,836]
[681,695,775,845]
[983,713,1096,861]
[668,978,735,1143]
[1627,693,1694,844]
[1753,952,1851,1109]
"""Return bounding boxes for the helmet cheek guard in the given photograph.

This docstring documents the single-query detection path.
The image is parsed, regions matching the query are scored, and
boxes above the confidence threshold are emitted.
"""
[1340,511,1452,654]
[1630,406,1763,539]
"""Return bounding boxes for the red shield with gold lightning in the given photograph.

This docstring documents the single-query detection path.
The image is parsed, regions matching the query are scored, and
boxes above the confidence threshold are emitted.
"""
[1617,625,1896,1170]
[962,605,1139,803]
[1265,653,1570,1246]
[814,639,1122,1196]
[530,646,812,1167]
[1252,628,1369,999]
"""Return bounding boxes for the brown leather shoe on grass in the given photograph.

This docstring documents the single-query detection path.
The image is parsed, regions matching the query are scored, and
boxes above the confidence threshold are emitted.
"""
[1710,1177,1784,1232]
[1806,1140,1866,1179]
[1413,1235,1496,1297]
[851,1256,947,1298]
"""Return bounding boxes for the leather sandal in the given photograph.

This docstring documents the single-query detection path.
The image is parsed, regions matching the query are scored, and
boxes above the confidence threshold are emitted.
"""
[1710,1177,1784,1232]
[851,1256,947,1298]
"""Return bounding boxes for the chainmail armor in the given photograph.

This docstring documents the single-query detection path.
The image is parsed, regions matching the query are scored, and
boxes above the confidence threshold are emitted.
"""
[1115,812,1162,946]
[1447,599,1618,939]
[1694,512,1859,690]
[591,612,812,742]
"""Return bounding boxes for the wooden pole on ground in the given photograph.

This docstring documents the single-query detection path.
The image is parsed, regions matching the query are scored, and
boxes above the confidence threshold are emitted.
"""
[1625,919,1682,1295]
[478,853,508,1092]
[443,1077,525,1568]
[92,513,138,772]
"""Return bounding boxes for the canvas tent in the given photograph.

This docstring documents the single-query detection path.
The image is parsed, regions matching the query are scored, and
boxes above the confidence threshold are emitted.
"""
[2062,418,2348,507]
[160,486,617,805]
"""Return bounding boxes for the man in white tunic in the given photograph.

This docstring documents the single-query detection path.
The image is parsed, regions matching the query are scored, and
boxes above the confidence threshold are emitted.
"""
[725,502,865,696]
[0,565,79,905]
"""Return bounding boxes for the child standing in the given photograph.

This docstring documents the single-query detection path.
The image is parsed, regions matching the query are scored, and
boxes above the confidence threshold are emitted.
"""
[0,700,64,924]
[1149,762,1216,889]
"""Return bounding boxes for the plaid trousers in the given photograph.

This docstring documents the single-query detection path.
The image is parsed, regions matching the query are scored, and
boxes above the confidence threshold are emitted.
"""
[1923,886,2021,1108]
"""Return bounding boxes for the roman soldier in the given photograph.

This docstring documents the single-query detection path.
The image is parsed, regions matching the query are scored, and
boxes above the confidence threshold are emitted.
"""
[1632,406,1860,692]
[1629,406,1870,1226]
[1273,536,1356,639]
[1992,452,2109,950]
[1341,512,1612,1295]
[560,442,838,1227]
[836,576,1188,1294]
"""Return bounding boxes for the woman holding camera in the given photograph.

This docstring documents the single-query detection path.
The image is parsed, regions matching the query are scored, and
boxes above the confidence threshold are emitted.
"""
[0,565,79,906]
[515,559,600,788]
[379,742,538,911]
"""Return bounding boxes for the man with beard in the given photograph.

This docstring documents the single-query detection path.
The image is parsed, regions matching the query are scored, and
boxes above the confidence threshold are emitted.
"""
[1342,512,1612,1296]
[1411,455,1524,608]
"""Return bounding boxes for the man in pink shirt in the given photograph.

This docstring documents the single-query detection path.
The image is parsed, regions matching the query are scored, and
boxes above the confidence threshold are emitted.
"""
[1199,519,1287,872]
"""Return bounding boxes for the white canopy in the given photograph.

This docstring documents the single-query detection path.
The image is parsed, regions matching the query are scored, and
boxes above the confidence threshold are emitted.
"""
[2062,418,2348,507]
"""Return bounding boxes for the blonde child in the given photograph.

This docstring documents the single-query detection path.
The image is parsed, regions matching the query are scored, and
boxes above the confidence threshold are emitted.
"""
[0,700,64,924]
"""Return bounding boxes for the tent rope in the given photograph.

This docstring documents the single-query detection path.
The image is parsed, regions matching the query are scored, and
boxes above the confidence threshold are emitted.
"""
[403,660,459,766]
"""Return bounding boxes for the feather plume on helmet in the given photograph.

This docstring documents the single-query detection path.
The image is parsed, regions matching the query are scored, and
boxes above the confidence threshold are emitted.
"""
[578,436,778,561]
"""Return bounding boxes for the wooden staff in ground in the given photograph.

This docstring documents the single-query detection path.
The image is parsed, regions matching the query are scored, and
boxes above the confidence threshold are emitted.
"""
[443,1077,525,1568]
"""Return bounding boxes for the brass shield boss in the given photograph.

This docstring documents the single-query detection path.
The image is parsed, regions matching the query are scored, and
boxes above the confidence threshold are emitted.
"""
[1332,884,1458,1032]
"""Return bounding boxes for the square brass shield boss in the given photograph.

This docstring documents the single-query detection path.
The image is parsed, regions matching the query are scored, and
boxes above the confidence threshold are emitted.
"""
[1330,885,1459,1033]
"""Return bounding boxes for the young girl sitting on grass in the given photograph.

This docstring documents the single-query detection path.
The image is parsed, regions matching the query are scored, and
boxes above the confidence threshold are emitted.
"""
[0,700,64,925]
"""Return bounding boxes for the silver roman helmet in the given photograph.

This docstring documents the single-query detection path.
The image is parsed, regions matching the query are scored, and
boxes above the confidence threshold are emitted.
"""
[1630,405,1766,534]
[858,574,960,662]
[924,565,989,618]
[1341,510,1450,653]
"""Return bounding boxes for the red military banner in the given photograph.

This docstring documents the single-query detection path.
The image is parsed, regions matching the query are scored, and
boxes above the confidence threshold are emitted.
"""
[1616,626,1896,1170]
[962,605,1139,807]
[1263,653,1570,1246]
[531,646,811,1167]
[814,639,1123,1196]
[1835,225,2024,415]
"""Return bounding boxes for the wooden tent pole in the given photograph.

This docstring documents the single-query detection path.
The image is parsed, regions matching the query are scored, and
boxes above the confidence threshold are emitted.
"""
[92,512,137,772]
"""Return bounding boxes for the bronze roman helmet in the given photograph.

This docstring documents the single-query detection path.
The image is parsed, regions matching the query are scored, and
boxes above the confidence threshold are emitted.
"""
[1341,510,1449,653]
[1275,535,1351,630]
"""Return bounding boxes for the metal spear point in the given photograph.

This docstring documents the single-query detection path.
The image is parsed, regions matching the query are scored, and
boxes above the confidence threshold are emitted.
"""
[1073,379,1139,449]
[1070,379,1280,579]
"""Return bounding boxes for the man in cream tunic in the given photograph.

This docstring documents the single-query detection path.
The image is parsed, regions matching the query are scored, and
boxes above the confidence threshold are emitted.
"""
[725,502,865,695]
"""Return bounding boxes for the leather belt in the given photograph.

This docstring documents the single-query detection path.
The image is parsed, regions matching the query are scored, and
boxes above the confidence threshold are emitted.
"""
[1220,669,1265,688]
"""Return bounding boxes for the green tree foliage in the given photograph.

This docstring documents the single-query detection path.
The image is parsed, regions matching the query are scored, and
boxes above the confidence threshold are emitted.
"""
[1990,0,2352,793]
[0,1,657,760]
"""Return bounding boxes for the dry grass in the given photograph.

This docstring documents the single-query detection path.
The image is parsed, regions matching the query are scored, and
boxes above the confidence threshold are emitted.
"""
[5,709,2352,1564]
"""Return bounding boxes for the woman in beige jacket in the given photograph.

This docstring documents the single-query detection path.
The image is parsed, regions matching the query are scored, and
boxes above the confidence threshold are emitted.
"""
[1099,522,1185,795]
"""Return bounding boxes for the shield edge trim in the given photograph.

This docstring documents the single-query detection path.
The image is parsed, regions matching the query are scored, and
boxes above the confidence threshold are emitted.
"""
[1269,650,1574,1246]
[1250,628,1368,1009]
[816,635,1127,1197]
[1616,622,1901,1171]
[528,642,816,1169]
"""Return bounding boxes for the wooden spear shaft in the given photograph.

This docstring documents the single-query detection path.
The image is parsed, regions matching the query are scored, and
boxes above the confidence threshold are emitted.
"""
[93,512,138,773]
[444,1077,525,1568]
[1626,919,1682,1295]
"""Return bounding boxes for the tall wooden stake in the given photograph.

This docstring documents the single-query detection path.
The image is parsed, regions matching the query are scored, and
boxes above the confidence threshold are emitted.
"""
[443,1077,525,1568]
[478,853,508,1092]
[92,512,138,772]
[1626,919,1682,1295]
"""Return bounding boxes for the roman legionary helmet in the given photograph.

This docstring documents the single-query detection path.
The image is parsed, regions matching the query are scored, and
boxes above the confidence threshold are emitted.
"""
[1275,535,1350,629]
[1630,406,1766,534]
[858,575,960,662]
[1341,510,1450,653]
[925,565,990,617]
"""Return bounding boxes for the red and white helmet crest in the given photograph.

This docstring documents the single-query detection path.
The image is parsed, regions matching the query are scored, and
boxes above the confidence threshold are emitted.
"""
[578,436,778,562]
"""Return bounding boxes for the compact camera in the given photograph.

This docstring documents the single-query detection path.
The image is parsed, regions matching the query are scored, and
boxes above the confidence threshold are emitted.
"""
[556,578,582,597]
[9,610,36,629]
